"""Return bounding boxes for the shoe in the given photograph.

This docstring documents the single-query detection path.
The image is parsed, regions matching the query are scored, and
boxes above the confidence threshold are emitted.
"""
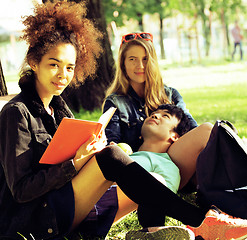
[187,205,247,240]
[125,226,195,240]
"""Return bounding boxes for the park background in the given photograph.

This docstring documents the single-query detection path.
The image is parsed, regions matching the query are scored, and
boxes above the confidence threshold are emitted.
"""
[0,0,247,239]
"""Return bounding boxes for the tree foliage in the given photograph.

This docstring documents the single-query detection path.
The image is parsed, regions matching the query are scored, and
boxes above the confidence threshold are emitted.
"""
[103,0,246,59]
[1,0,246,99]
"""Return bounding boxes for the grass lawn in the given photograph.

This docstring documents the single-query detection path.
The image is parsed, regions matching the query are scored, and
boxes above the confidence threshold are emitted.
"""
[180,82,247,138]
[73,81,247,239]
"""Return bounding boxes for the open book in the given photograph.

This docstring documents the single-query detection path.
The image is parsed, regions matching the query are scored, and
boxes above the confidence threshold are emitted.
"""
[39,107,116,164]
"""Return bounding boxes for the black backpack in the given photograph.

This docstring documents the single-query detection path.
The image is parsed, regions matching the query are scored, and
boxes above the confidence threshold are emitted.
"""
[196,120,247,218]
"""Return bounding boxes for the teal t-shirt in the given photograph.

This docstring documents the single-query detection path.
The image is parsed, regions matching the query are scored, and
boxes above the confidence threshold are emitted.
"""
[130,151,180,193]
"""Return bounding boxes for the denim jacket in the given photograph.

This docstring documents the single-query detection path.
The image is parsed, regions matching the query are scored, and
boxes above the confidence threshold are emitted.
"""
[0,82,77,239]
[103,86,197,152]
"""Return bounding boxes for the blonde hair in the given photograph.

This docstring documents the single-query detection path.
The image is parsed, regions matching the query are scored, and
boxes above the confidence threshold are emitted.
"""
[105,38,170,114]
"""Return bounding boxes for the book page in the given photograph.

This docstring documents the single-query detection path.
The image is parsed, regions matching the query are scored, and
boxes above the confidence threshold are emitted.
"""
[98,107,117,129]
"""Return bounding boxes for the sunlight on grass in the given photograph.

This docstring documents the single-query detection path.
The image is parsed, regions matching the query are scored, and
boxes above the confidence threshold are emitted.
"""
[73,108,102,122]
[180,83,247,137]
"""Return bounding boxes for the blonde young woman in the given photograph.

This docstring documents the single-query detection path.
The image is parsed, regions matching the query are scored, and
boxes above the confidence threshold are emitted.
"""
[103,33,197,152]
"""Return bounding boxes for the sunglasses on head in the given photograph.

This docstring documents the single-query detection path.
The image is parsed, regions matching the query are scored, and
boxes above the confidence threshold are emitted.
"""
[121,32,153,47]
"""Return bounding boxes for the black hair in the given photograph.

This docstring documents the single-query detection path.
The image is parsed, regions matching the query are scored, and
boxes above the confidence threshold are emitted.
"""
[156,104,191,136]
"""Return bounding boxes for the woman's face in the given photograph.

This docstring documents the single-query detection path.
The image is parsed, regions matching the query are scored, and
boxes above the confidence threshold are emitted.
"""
[124,45,147,87]
[31,43,77,101]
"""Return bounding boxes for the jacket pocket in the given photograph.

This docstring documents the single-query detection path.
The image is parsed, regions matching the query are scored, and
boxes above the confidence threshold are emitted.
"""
[33,130,52,160]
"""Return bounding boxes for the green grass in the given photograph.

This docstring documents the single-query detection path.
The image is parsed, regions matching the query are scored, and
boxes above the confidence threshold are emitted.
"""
[180,82,247,138]
[71,82,247,239]
[73,108,102,122]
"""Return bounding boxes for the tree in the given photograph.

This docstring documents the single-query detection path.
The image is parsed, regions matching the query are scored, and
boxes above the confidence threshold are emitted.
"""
[146,0,174,59]
[103,0,148,31]
[104,0,172,59]
[43,0,115,111]
[0,59,8,96]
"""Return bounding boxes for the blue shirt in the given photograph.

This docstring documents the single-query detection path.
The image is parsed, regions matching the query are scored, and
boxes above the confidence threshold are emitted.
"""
[131,151,180,193]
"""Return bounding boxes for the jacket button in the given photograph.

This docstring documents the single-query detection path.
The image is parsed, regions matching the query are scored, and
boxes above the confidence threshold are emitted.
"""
[43,202,47,207]
[48,228,53,234]
[139,109,142,112]
[140,116,144,121]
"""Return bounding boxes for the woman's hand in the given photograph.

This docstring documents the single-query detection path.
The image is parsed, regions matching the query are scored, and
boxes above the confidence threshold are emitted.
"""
[73,130,107,171]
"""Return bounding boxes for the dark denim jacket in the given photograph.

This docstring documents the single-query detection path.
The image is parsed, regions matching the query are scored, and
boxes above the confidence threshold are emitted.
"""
[103,86,197,152]
[0,83,77,239]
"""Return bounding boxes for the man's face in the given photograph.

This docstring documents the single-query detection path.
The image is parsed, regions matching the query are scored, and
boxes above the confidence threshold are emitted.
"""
[141,109,180,142]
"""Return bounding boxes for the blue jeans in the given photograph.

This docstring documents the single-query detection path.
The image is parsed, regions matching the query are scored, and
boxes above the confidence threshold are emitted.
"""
[232,42,243,60]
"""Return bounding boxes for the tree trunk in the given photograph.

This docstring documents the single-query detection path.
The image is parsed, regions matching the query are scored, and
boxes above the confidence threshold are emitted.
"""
[176,17,183,64]
[202,16,211,57]
[197,1,211,57]
[194,16,201,64]
[220,9,228,57]
[159,15,166,59]
[42,0,115,112]
[188,33,193,63]
[137,13,144,32]
[0,60,8,96]
[62,0,115,111]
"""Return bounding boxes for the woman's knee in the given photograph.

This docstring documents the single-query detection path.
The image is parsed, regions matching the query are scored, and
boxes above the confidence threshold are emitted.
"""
[196,122,213,149]
[198,122,213,137]
[95,145,134,181]
[199,122,213,131]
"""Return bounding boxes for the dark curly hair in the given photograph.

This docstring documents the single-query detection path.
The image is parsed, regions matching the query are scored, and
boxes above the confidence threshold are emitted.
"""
[19,0,103,86]
[156,104,191,137]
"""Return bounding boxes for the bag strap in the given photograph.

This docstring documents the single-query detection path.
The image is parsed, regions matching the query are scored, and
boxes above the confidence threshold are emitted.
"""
[220,120,238,135]
[219,120,247,154]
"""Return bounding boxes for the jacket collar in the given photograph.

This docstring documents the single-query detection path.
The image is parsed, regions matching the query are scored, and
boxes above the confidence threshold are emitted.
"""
[20,79,72,135]
[21,81,69,115]
[127,86,145,107]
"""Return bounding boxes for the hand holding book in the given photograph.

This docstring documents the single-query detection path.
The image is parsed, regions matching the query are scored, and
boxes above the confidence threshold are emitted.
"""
[39,107,116,164]
[73,132,107,171]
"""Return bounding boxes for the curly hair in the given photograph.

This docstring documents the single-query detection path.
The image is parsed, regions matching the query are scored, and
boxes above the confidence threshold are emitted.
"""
[19,0,103,86]
[104,38,170,115]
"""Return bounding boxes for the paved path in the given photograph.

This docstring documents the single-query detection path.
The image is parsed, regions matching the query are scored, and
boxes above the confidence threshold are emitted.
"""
[163,62,247,90]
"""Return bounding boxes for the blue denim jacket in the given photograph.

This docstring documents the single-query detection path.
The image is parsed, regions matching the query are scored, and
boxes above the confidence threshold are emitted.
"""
[103,86,197,152]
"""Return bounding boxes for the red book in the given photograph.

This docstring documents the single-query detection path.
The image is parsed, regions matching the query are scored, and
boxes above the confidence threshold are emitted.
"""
[39,107,116,164]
